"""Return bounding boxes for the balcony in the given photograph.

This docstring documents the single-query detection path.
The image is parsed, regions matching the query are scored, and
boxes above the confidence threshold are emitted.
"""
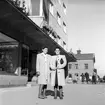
[28,16,44,28]
[8,0,31,16]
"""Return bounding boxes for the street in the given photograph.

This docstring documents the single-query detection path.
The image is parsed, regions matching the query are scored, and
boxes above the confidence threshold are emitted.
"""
[35,84,105,105]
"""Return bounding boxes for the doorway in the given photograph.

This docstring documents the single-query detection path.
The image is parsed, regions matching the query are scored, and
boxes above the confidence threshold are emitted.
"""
[28,50,37,81]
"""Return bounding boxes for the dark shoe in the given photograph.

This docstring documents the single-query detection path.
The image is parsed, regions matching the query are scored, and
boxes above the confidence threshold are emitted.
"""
[38,95,45,99]
[59,96,63,100]
[44,96,47,98]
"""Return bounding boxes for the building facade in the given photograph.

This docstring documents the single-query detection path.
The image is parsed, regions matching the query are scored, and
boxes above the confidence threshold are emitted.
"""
[29,0,68,51]
[68,50,95,80]
[0,0,75,86]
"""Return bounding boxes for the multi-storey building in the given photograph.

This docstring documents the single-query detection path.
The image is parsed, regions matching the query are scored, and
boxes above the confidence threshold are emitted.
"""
[9,0,68,50]
[29,0,68,51]
[0,0,75,86]
[68,50,95,79]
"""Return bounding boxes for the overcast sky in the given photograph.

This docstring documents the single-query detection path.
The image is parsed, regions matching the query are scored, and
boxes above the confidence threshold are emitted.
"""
[65,0,105,77]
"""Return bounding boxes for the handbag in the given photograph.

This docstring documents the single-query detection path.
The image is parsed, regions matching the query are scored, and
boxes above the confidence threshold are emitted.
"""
[31,76,38,84]
[60,58,64,64]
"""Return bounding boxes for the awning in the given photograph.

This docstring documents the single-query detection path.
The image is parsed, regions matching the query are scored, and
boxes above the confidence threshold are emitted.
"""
[0,0,76,62]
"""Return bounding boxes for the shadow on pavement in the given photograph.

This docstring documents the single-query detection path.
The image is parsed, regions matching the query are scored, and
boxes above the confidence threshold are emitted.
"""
[46,90,60,97]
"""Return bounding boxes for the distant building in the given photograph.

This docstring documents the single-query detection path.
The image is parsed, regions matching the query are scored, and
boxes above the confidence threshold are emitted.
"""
[29,0,68,51]
[68,50,95,79]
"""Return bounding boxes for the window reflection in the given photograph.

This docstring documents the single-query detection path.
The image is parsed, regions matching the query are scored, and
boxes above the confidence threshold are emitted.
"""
[0,42,19,75]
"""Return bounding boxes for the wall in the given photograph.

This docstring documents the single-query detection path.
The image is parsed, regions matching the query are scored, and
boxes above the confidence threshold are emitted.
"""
[68,60,94,76]
[78,60,94,72]
[0,75,27,86]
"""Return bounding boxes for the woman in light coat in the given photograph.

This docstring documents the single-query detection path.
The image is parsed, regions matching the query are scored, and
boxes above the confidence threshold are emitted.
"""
[50,48,67,99]
[36,46,51,99]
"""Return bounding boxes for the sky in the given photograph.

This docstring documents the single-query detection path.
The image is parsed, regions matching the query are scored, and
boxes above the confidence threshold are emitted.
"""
[65,0,105,77]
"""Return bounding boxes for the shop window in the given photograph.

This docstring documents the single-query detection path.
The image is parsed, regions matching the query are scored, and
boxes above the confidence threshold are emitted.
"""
[0,42,19,75]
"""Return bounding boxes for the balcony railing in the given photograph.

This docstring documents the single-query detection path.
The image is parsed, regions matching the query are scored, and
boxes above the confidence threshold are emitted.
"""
[8,0,29,16]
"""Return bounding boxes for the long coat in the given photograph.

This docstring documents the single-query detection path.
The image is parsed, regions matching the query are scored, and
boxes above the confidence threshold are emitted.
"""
[36,53,51,84]
[50,55,67,86]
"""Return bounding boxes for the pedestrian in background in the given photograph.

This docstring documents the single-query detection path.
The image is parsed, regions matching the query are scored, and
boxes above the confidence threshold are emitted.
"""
[36,46,51,99]
[92,72,97,84]
[85,72,89,84]
[81,73,85,83]
[50,47,67,99]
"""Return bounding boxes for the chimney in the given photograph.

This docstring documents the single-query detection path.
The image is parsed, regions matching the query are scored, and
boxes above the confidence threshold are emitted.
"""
[77,49,81,54]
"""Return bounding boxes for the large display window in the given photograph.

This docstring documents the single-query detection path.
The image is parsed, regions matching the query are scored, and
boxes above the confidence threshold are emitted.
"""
[0,32,37,86]
[0,41,36,78]
[0,41,19,75]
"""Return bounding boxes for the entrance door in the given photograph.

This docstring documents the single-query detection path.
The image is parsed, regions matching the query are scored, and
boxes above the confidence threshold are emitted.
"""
[28,50,37,81]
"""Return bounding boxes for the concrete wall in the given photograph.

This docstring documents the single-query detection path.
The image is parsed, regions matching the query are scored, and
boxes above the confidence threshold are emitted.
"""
[0,75,27,86]
[0,86,38,105]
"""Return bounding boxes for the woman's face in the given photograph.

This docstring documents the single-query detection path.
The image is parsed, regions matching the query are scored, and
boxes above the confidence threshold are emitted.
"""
[42,48,48,54]
[55,48,60,55]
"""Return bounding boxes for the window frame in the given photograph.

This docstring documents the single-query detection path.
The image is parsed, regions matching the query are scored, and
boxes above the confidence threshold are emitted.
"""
[84,63,88,69]
[63,22,67,33]
[57,12,61,25]
[75,64,78,69]
[63,3,66,15]
[69,64,72,69]
[49,1,54,15]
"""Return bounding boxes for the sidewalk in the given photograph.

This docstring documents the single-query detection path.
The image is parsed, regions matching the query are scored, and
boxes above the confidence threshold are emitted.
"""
[34,83,105,105]
[0,82,105,105]
[0,82,39,105]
